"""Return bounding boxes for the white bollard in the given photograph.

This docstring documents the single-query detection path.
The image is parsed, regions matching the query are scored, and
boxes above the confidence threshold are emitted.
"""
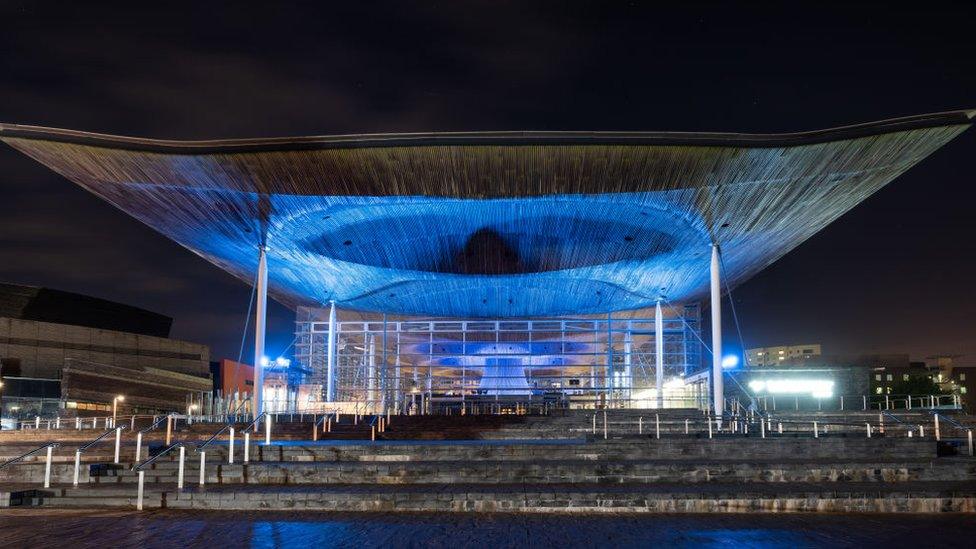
[919,425,925,438]
[813,422,818,438]
[761,419,766,439]
[136,432,143,464]
[114,427,122,464]
[228,428,235,465]
[56,417,61,429]
[73,450,81,487]
[35,416,40,429]
[199,451,206,486]
[265,416,272,445]
[655,414,660,439]
[638,416,643,435]
[137,470,145,511]
[935,414,941,441]
[866,423,872,438]
[244,433,250,463]
[708,418,713,439]
[44,446,53,488]
[178,446,185,490]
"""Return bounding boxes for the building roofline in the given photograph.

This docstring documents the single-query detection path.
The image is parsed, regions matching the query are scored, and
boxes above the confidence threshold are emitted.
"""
[1,110,973,154]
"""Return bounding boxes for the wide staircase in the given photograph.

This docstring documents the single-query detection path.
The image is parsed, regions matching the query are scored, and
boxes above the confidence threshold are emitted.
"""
[2,409,975,513]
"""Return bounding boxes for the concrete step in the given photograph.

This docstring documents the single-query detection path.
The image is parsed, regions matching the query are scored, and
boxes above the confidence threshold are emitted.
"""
[28,481,976,513]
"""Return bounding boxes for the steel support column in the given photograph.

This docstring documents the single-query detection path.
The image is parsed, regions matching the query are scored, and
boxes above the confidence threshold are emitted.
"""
[710,244,723,419]
[253,245,268,419]
[326,300,336,401]
[655,298,664,409]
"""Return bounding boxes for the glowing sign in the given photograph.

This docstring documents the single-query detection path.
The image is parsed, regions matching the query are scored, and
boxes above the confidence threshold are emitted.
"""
[748,379,834,399]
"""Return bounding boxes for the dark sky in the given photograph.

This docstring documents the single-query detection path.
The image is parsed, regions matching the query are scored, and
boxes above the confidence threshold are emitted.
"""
[1,1,974,365]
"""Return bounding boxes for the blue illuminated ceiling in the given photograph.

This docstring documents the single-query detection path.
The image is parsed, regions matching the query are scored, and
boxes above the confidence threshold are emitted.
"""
[1,111,972,317]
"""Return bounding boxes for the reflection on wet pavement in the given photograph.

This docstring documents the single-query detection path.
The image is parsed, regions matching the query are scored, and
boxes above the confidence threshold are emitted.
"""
[2,510,975,548]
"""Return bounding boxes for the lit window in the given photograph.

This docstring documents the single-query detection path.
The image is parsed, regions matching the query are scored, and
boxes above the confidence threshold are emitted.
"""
[875,374,882,381]
[961,373,966,381]
[778,350,785,355]
[962,387,968,394]
[875,387,883,394]
[886,374,893,381]
[886,387,892,394]
[938,374,943,382]
[903,374,910,381]
[778,357,784,361]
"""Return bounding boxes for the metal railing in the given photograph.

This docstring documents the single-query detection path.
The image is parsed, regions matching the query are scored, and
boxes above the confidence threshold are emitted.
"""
[0,441,61,488]
[71,425,127,486]
[132,441,186,511]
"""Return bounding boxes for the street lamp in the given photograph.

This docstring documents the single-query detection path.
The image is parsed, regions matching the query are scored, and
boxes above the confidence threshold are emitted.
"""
[112,395,125,425]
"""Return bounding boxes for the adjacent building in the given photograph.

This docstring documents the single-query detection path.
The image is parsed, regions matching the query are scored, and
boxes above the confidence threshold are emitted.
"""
[0,283,211,420]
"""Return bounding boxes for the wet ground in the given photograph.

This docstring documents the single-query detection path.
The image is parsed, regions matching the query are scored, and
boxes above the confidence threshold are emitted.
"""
[1,510,975,548]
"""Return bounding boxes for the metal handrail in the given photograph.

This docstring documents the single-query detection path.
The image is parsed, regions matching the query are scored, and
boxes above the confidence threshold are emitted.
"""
[933,412,972,430]
[133,442,183,471]
[882,411,907,425]
[78,425,127,452]
[0,442,61,470]
[138,414,171,434]
[196,423,234,451]
[241,412,268,434]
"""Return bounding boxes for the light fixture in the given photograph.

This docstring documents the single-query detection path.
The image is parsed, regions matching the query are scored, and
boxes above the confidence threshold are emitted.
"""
[259,356,270,367]
[721,355,739,368]
[748,379,834,399]
[275,357,291,367]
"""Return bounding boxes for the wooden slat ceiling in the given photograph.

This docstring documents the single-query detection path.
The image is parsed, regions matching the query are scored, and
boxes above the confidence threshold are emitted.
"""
[1,111,971,317]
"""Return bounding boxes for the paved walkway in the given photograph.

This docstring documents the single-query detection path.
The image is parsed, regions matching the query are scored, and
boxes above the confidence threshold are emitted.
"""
[2,509,976,548]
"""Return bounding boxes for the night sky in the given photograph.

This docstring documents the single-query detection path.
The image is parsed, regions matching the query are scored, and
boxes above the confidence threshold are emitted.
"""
[1,2,974,365]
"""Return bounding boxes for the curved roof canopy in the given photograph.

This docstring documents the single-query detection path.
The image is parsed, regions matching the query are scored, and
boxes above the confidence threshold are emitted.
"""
[1,111,972,317]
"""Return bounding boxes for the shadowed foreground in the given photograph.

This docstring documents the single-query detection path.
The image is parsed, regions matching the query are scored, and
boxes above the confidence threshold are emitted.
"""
[2,510,976,548]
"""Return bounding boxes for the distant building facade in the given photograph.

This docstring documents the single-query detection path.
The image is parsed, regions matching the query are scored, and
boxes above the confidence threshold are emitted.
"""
[746,344,822,367]
[0,283,210,420]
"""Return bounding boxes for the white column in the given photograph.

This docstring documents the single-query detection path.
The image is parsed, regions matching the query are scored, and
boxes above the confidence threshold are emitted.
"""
[326,300,337,401]
[710,244,723,418]
[655,299,664,409]
[623,324,632,405]
[253,245,269,420]
[368,333,377,409]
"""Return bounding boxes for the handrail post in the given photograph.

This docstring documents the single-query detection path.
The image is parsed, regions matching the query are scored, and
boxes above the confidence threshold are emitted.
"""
[244,433,250,463]
[114,427,122,464]
[968,430,973,457]
[684,419,689,434]
[76,417,81,430]
[73,449,81,487]
[638,416,643,435]
[655,414,660,439]
[866,423,871,438]
[228,427,235,464]
[813,421,818,438]
[137,470,145,511]
[165,414,173,446]
[43,445,53,488]
[178,446,185,490]
[136,432,143,463]
[760,419,766,438]
[708,417,713,439]
[934,414,941,441]
[265,415,271,445]
[199,451,206,486]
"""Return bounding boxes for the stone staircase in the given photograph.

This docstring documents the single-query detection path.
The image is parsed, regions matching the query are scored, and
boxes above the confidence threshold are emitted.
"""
[2,409,975,513]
